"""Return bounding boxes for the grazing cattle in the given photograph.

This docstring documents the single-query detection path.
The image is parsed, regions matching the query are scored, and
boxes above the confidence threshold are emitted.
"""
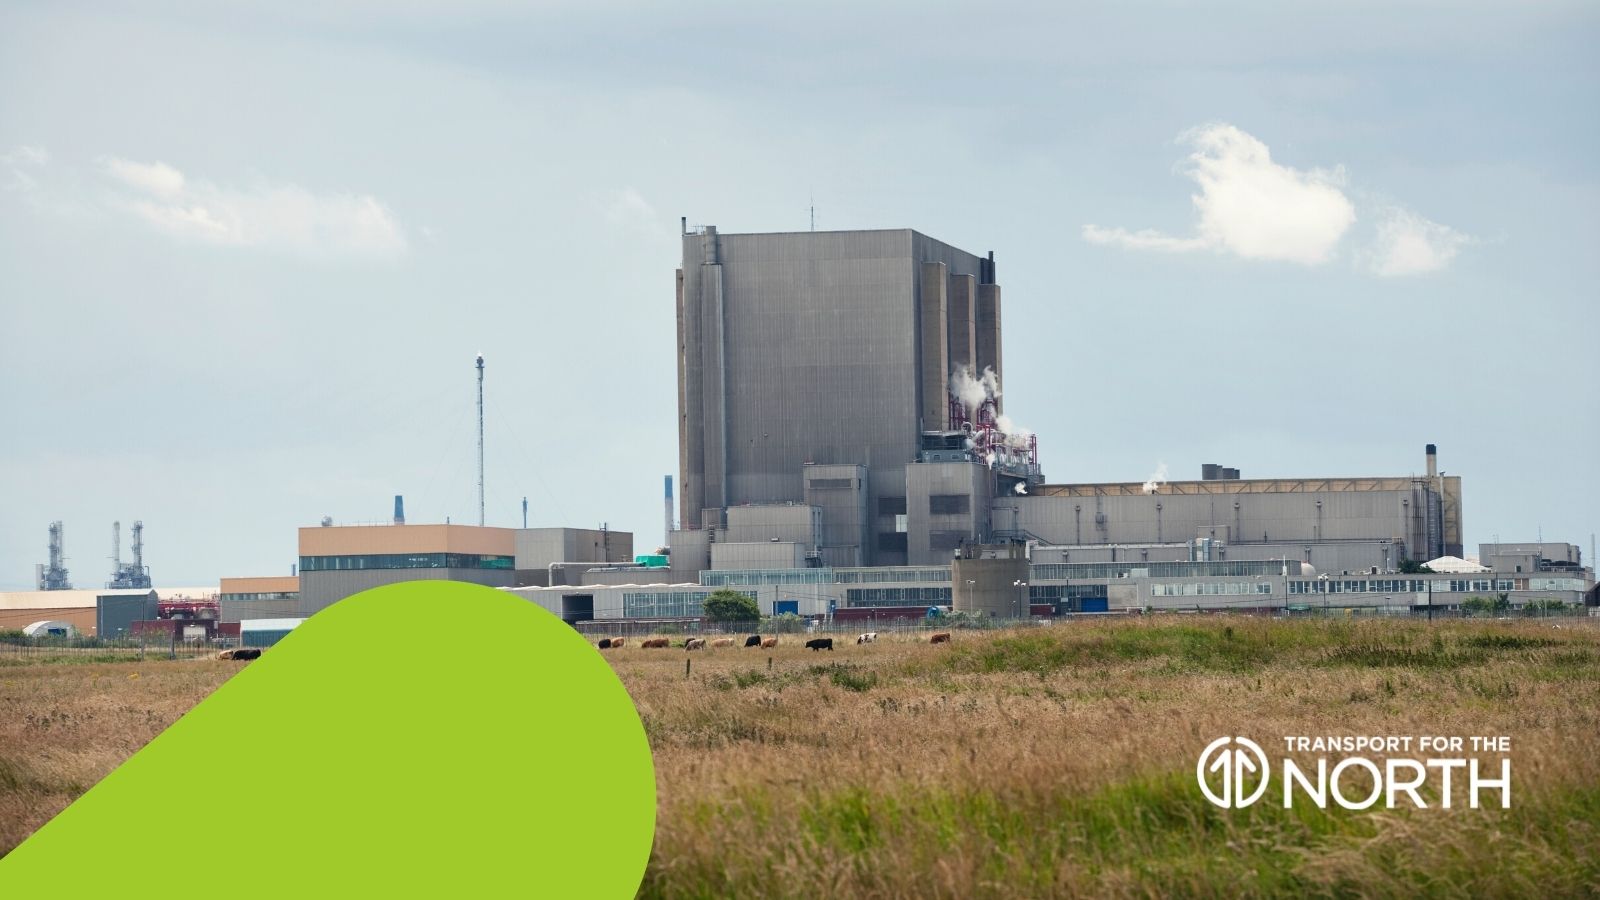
[641,638,670,649]
[805,638,834,652]
[744,634,763,648]
[930,632,952,644]
[597,638,613,649]
[712,638,735,648]
[219,648,261,660]
[684,637,707,651]
[611,637,625,648]
[761,637,778,649]
[856,632,878,645]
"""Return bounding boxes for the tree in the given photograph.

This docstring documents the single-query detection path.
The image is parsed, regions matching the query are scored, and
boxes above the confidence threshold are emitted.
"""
[1399,558,1434,574]
[762,612,805,633]
[701,589,760,624]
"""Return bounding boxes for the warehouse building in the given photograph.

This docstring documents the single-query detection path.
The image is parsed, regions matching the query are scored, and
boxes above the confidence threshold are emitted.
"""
[0,588,159,637]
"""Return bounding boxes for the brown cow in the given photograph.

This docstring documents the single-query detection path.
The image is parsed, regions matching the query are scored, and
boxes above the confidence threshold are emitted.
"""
[761,637,778,649]
[611,637,625,648]
[930,632,952,644]
[641,638,670,649]
[712,638,735,648]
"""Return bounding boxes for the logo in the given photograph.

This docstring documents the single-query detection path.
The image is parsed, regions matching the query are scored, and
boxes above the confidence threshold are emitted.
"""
[1197,736,1270,808]
[1197,734,1512,810]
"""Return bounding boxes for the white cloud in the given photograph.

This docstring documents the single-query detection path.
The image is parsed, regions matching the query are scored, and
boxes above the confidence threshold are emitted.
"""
[2,145,50,193]
[600,187,661,232]
[1365,207,1472,277]
[1083,123,1356,266]
[101,157,186,197]
[97,156,406,259]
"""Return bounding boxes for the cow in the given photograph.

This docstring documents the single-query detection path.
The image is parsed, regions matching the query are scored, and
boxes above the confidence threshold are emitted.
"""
[805,638,834,652]
[930,632,952,644]
[856,632,878,645]
[685,637,707,651]
[744,634,763,648]
[761,637,778,649]
[597,638,613,649]
[611,637,625,648]
[641,638,670,649]
[712,638,735,648]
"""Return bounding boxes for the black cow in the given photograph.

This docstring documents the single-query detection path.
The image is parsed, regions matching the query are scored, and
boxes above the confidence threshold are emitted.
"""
[744,634,762,648]
[597,638,613,649]
[805,638,834,652]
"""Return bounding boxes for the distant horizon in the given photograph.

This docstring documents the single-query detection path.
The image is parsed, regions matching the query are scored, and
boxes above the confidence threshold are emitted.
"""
[3,3,1595,588]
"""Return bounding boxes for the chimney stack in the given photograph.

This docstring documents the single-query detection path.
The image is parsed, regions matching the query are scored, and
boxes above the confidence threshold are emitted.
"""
[1425,444,1438,480]
[393,495,405,526]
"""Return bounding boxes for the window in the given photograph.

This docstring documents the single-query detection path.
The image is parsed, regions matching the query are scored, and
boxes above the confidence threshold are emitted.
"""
[298,553,515,572]
[878,497,907,516]
[877,532,908,553]
[929,494,970,515]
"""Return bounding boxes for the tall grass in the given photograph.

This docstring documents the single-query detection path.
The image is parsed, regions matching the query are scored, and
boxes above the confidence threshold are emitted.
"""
[619,617,1600,898]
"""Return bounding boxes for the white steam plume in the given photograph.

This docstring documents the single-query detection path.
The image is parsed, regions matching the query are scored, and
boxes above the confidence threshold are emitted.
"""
[1014,483,1028,495]
[949,365,1002,415]
[1141,462,1169,494]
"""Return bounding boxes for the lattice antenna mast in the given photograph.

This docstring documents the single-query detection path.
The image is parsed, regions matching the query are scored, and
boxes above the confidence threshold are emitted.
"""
[476,353,486,527]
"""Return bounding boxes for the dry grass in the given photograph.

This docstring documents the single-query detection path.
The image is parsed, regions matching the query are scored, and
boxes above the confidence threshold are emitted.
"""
[617,618,1600,899]
[2,618,1597,899]
[0,657,237,855]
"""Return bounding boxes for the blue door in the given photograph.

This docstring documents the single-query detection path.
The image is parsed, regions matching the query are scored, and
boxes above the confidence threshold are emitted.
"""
[1080,598,1109,613]
[774,600,799,616]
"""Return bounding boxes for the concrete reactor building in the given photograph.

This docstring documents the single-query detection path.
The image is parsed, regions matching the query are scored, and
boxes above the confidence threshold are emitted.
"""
[676,224,1037,570]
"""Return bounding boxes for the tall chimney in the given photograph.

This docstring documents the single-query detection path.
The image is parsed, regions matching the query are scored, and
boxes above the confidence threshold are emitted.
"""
[664,475,675,542]
[1425,444,1438,479]
[393,495,405,526]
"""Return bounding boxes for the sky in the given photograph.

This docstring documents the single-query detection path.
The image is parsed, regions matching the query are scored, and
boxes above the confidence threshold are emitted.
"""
[1,1,1596,588]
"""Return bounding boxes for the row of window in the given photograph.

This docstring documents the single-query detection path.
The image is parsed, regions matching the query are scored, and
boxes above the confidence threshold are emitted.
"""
[1031,560,1290,580]
[1151,582,1275,597]
[836,567,952,583]
[298,554,515,572]
[844,587,952,606]
[702,569,835,586]
[1027,585,1109,601]
[220,592,298,603]
[621,591,712,618]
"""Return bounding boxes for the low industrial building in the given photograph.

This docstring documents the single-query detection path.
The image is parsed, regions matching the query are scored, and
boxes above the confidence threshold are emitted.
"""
[218,575,300,623]
[0,589,159,637]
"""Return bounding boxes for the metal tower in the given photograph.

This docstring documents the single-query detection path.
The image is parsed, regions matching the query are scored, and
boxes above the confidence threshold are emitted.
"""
[36,521,72,590]
[107,519,153,589]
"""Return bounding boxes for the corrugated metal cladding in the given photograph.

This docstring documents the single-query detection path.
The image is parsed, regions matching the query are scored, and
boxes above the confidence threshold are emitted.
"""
[678,228,998,566]
[296,568,515,615]
[219,576,299,595]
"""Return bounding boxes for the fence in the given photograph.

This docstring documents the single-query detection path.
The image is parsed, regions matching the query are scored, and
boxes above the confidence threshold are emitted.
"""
[0,632,239,663]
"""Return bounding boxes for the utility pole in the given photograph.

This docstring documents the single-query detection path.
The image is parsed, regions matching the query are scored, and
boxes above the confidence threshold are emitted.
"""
[476,354,486,527]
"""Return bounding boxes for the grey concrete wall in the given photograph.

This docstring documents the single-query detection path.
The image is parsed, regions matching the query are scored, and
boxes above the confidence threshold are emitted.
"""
[948,273,977,375]
[907,461,996,566]
[514,528,634,569]
[724,504,821,544]
[976,283,1002,412]
[710,541,807,570]
[679,227,994,567]
[297,569,515,615]
[951,553,1029,617]
[805,463,869,568]
[1009,488,1428,556]
[219,598,300,624]
[919,260,950,433]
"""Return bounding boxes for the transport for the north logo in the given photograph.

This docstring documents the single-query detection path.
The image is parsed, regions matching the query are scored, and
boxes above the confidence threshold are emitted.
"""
[1197,735,1512,810]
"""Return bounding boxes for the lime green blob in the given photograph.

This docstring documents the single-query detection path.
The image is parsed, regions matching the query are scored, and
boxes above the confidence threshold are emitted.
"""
[1,581,656,897]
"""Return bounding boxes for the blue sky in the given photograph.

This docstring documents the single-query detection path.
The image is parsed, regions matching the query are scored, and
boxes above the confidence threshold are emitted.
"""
[2,1,1596,586]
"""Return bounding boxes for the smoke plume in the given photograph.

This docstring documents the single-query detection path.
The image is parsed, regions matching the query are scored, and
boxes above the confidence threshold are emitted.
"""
[1141,462,1169,494]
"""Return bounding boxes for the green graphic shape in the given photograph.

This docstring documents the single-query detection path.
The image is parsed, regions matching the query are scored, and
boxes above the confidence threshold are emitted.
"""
[0,581,655,897]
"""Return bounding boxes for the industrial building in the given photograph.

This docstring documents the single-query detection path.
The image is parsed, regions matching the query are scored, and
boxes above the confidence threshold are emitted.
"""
[200,223,1592,630]
[0,589,159,637]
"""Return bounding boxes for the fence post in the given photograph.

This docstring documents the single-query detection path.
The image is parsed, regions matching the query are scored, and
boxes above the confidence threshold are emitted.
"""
[768,656,773,672]
[685,658,691,679]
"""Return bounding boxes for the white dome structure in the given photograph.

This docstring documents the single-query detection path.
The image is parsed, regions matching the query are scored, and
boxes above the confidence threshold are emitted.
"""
[22,620,77,638]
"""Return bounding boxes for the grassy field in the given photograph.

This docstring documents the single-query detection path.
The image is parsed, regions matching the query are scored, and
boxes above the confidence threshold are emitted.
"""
[3,618,1598,898]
